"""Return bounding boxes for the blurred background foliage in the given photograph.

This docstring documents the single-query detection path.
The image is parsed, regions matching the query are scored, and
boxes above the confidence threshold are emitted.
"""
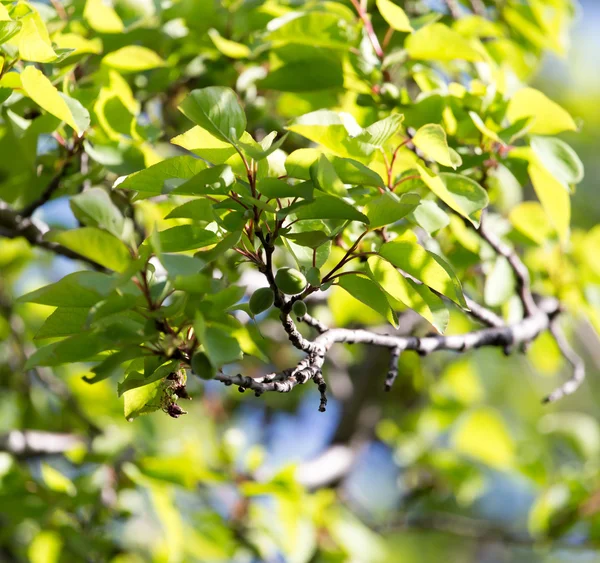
[1,0,600,561]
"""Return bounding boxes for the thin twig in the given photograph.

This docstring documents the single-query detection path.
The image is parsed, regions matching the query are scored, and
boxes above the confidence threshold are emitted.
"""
[545,318,586,403]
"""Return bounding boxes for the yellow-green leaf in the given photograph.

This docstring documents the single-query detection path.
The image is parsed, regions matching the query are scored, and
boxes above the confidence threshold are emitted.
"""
[21,66,90,134]
[18,11,57,63]
[406,23,484,62]
[379,236,463,305]
[368,255,449,333]
[412,124,462,169]
[84,0,124,33]
[376,0,413,32]
[509,201,553,244]
[529,162,570,243]
[506,88,576,135]
[337,274,397,327]
[102,46,165,73]
[417,166,488,226]
[29,532,62,563]
[208,28,251,59]
[53,32,103,56]
[451,407,515,469]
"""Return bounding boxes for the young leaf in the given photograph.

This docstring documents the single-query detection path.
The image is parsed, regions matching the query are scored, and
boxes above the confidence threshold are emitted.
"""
[208,29,251,59]
[18,11,57,63]
[506,88,577,135]
[376,0,413,32]
[21,66,90,134]
[178,87,247,145]
[102,46,165,73]
[406,23,484,62]
[83,0,124,33]
[509,201,553,244]
[411,199,450,234]
[529,162,570,243]
[257,178,314,200]
[412,124,462,169]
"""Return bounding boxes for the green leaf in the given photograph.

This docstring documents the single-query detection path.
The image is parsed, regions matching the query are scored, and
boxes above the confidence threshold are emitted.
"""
[158,225,219,252]
[509,201,552,244]
[282,230,330,249]
[46,228,132,272]
[469,111,503,144]
[376,0,413,32]
[83,348,141,384]
[368,255,448,333]
[337,274,397,327]
[412,124,462,169]
[35,307,90,340]
[170,126,239,163]
[238,132,288,161]
[18,11,57,63]
[170,164,235,196]
[123,378,164,420]
[164,199,214,222]
[102,46,165,73]
[257,178,314,200]
[310,154,347,196]
[451,407,516,469]
[204,326,243,367]
[287,111,373,161]
[25,332,109,368]
[208,28,251,59]
[117,156,208,198]
[266,11,356,50]
[285,149,384,187]
[259,58,344,92]
[411,199,450,233]
[417,167,488,226]
[531,136,584,186]
[119,361,178,395]
[506,88,576,135]
[41,464,76,496]
[178,87,246,145]
[0,20,21,44]
[17,272,110,307]
[352,114,405,149]
[283,194,369,224]
[484,256,514,307]
[21,66,90,134]
[406,23,484,62]
[83,0,124,33]
[70,188,125,238]
[379,236,463,305]
[529,162,570,243]
[364,192,420,228]
[28,531,62,563]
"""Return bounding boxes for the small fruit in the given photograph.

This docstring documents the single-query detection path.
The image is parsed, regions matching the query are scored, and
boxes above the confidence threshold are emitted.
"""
[275,267,307,295]
[249,287,275,315]
[292,300,307,317]
[191,352,215,380]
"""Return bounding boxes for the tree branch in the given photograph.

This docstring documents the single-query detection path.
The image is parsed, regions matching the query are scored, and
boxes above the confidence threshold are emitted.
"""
[216,297,570,408]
